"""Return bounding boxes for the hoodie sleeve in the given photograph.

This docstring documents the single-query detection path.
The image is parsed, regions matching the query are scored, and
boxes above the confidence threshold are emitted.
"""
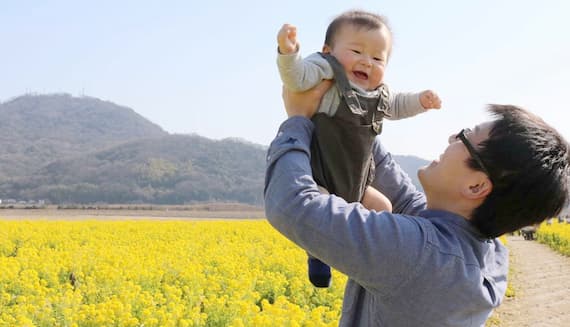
[277,51,334,92]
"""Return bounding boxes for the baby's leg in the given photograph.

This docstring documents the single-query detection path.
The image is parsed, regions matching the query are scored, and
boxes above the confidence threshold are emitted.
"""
[362,186,392,212]
[306,185,333,288]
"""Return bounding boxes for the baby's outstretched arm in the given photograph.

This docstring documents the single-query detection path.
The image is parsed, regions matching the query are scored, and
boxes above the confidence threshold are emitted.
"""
[276,24,334,91]
[386,88,441,121]
[419,90,442,110]
[277,24,299,54]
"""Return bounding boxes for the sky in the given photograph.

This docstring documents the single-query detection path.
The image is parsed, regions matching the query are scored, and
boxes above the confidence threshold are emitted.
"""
[1,0,569,160]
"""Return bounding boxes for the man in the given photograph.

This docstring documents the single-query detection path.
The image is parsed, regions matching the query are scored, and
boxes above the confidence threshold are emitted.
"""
[264,81,569,326]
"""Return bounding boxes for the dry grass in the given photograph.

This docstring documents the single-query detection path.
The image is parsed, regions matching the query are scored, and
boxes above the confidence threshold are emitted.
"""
[0,203,265,220]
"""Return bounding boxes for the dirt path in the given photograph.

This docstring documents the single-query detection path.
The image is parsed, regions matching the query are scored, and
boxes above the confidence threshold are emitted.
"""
[492,235,570,326]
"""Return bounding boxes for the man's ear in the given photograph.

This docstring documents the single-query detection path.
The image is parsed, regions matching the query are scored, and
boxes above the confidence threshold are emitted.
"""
[462,176,492,200]
[322,44,331,53]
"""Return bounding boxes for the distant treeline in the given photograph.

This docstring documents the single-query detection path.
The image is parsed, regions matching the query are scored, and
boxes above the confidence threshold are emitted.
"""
[0,94,426,206]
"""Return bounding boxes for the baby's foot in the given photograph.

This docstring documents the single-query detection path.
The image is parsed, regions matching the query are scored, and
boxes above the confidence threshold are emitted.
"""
[308,257,331,288]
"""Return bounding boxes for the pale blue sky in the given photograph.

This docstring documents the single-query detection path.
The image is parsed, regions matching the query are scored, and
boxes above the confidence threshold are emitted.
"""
[1,1,569,160]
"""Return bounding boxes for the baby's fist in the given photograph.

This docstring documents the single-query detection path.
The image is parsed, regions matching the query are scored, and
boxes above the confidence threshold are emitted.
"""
[419,90,442,110]
[277,24,299,54]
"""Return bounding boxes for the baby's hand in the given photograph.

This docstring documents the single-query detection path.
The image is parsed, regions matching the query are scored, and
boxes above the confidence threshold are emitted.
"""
[277,24,299,54]
[419,90,442,110]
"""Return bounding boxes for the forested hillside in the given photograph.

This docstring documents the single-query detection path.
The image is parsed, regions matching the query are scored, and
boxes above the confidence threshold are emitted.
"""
[0,94,427,205]
[0,94,166,179]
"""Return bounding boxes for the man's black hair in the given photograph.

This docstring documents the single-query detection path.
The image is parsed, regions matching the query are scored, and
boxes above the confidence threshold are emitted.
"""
[470,105,570,238]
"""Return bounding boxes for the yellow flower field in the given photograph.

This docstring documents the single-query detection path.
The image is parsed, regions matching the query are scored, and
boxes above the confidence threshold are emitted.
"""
[537,219,570,256]
[0,220,346,327]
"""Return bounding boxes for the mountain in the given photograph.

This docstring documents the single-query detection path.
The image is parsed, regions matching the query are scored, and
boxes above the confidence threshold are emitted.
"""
[8,135,265,205]
[0,94,166,179]
[0,93,428,205]
[394,155,428,192]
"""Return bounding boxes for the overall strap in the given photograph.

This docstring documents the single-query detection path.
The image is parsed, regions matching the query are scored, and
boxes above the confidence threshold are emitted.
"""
[373,85,391,133]
[319,52,365,115]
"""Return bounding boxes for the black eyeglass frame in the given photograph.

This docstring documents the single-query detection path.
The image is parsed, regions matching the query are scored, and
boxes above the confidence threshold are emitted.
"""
[456,129,493,183]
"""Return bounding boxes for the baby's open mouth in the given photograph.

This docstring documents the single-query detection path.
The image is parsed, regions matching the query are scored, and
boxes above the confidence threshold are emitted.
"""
[353,71,368,80]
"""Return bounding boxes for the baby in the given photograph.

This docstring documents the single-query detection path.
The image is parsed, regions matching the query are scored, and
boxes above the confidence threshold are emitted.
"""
[277,10,441,287]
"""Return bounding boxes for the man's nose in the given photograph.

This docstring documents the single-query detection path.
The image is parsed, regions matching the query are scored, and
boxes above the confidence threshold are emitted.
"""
[448,133,457,144]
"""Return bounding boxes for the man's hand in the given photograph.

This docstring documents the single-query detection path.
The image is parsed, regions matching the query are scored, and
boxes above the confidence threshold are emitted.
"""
[419,90,442,110]
[277,24,299,54]
[282,80,333,118]
[317,185,330,195]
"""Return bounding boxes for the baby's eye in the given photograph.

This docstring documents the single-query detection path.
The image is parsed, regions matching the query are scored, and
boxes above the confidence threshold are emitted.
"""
[373,57,383,62]
[351,49,361,54]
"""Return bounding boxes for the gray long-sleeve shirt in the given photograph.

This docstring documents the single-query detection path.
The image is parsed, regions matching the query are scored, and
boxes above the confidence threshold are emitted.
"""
[277,51,425,118]
[264,117,508,326]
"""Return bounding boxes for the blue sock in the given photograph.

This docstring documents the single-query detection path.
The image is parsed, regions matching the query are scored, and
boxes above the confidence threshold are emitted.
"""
[308,257,331,288]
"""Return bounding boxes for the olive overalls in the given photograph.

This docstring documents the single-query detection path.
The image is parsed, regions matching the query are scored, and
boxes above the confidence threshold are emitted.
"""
[308,53,390,287]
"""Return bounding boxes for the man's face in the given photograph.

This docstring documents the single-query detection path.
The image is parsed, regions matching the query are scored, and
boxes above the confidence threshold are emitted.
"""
[418,121,494,206]
[323,24,391,91]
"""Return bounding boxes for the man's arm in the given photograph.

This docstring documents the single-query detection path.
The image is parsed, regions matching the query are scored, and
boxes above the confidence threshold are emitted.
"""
[264,116,428,293]
[370,138,427,215]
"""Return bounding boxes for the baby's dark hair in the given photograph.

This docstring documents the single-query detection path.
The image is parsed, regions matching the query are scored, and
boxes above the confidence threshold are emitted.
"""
[324,10,392,49]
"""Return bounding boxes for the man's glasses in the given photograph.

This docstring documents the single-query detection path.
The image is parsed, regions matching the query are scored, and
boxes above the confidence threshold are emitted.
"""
[456,129,493,183]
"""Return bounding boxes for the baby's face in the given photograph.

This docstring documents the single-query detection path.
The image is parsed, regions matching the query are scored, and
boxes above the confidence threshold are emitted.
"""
[324,24,391,91]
